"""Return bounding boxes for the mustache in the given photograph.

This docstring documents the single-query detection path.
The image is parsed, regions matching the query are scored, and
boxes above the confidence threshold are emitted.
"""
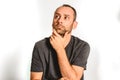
[55,24,65,28]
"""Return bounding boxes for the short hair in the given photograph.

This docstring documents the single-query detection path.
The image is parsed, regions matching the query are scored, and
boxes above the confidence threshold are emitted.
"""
[61,4,77,21]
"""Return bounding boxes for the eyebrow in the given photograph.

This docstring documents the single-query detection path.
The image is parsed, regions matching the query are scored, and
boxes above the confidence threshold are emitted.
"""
[55,12,70,17]
[55,12,60,15]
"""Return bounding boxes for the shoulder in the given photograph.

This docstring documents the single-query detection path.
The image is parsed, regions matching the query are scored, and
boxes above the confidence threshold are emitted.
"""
[72,36,89,46]
[34,37,50,48]
[72,36,90,49]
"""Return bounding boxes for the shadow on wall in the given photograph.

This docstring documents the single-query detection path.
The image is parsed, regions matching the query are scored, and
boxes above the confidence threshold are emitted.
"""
[3,50,21,80]
[85,47,100,80]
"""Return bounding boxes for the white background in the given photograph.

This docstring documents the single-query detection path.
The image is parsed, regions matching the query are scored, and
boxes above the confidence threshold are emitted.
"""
[0,0,120,80]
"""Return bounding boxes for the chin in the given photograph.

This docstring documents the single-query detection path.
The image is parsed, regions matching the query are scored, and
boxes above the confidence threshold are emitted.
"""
[57,30,65,35]
[58,32,65,37]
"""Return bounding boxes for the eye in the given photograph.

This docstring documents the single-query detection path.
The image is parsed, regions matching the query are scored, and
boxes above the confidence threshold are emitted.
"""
[54,15,60,19]
[64,16,69,20]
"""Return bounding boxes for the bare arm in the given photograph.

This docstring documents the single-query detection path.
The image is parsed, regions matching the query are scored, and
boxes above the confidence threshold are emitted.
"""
[30,72,43,80]
[50,30,84,80]
[56,48,84,80]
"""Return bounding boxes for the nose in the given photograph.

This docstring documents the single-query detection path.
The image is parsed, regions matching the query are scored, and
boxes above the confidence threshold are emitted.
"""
[58,17,63,24]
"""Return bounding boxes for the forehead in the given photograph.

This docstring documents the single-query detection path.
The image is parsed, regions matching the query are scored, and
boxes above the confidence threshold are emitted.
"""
[55,6,74,16]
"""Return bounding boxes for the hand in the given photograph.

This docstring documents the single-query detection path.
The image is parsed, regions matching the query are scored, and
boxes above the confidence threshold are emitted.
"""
[58,77,69,80]
[50,29,69,51]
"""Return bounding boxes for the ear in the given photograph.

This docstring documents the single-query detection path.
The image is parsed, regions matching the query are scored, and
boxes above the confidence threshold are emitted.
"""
[73,21,78,29]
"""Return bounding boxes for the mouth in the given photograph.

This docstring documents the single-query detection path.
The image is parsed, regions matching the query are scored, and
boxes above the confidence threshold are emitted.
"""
[56,24,65,29]
[53,25,62,30]
[56,25,63,28]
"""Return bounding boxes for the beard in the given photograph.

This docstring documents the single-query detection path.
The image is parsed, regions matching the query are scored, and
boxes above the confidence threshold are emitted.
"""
[53,25,68,37]
[52,23,73,37]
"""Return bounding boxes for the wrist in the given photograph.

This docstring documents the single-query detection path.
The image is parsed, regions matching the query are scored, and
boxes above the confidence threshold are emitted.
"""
[55,47,65,52]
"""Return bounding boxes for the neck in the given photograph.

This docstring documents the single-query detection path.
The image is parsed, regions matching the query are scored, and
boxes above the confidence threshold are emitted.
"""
[64,33,71,48]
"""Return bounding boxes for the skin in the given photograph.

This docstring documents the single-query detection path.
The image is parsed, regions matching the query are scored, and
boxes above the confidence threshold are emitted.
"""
[31,6,84,80]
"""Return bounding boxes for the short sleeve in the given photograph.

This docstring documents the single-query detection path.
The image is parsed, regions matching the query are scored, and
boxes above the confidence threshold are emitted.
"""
[31,44,43,72]
[72,42,90,70]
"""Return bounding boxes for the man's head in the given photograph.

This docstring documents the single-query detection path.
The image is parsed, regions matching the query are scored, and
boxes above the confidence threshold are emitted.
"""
[52,4,78,37]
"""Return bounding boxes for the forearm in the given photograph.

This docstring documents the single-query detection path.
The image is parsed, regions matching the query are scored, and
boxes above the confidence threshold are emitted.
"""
[50,30,83,79]
[56,48,78,80]
[30,72,42,80]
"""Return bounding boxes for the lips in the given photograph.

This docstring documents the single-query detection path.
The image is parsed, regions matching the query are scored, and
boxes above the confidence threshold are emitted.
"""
[56,24,63,27]
[56,24,65,28]
[53,24,62,29]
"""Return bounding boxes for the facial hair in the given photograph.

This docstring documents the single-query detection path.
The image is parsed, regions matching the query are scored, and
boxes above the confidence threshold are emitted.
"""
[52,22,73,37]
[53,24,67,37]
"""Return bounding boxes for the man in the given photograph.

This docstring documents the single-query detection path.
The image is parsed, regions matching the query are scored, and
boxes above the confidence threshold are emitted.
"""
[31,4,90,80]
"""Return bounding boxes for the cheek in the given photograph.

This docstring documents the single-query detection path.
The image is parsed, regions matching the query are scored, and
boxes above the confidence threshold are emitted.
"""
[52,21,56,26]
[53,20,58,24]
[66,21,73,26]
[66,23,74,30]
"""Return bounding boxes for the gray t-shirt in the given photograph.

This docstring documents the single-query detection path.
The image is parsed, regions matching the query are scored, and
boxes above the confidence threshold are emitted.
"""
[31,36,90,80]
